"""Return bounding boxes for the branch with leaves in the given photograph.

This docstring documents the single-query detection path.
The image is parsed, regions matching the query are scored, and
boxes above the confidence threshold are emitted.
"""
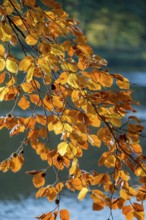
[0,0,146,219]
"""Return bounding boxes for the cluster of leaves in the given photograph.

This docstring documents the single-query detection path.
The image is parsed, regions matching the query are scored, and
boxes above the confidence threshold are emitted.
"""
[0,0,146,219]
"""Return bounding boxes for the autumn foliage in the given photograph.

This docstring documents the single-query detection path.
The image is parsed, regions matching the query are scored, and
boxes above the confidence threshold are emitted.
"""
[0,0,146,219]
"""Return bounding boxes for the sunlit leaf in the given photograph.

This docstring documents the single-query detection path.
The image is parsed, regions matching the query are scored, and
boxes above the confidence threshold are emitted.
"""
[0,87,9,101]
[10,154,24,173]
[18,96,30,110]
[69,157,78,175]
[0,44,5,56]
[6,57,18,74]
[19,56,34,72]
[78,187,88,201]
[0,58,5,72]
[60,209,70,220]
[25,34,38,45]
[32,172,46,188]
[26,66,35,82]
[58,142,68,156]
[116,77,130,89]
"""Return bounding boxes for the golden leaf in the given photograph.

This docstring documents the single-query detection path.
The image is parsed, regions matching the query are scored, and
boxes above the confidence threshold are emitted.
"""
[56,182,64,193]
[18,96,30,110]
[32,172,45,188]
[26,66,35,82]
[6,57,18,74]
[19,56,34,72]
[30,94,41,106]
[61,62,78,72]
[0,87,9,101]
[0,44,5,56]
[36,114,47,125]
[10,154,24,173]
[21,82,34,93]
[78,187,88,201]
[0,58,5,72]
[67,73,79,88]
[69,157,78,175]
[60,209,70,220]
[88,134,101,147]
[116,77,130,89]
[53,121,63,134]
[58,142,68,156]
[39,63,52,84]
[47,187,57,201]
[0,160,10,172]
[51,44,65,58]
[104,154,116,168]
[25,34,38,45]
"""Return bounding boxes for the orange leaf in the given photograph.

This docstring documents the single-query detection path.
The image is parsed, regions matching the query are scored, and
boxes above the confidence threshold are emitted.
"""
[10,154,24,173]
[30,94,41,106]
[60,209,70,220]
[0,72,6,84]
[47,187,57,201]
[18,96,30,110]
[25,34,38,45]
[0,160,10,172]
[32,172,46,188]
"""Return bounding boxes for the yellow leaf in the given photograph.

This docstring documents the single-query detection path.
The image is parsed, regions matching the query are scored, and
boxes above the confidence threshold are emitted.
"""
[53,121,63,134]
[21,82,34,93]
[6,57,18,74]
[60,209,70,220]
[26,66,35,82]
[19,56,34,72]
[0,87,9,101]
[32,172,45,188]
[40,64,52,84]
[120,189,131,200]
[10,154,24,173]
[61,62,78,72]
[25,34,38,45]
[18,96,30,110]
[0,58,5,72]
[116,77,129,89]
[67,73,79,88]
[88,134,101,147]
[0,44,5,56]
[58,142,68,156]
[51,44,65,58]
[69,157,78,175]
[104,154,116,168]
[78,187,88,201]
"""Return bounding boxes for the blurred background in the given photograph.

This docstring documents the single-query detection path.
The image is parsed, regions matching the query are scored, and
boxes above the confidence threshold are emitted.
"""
[62,0,146,71]
[0,1,146,219]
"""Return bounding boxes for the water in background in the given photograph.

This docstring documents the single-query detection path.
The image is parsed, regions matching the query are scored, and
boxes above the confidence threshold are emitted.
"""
[0,72,146,220]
